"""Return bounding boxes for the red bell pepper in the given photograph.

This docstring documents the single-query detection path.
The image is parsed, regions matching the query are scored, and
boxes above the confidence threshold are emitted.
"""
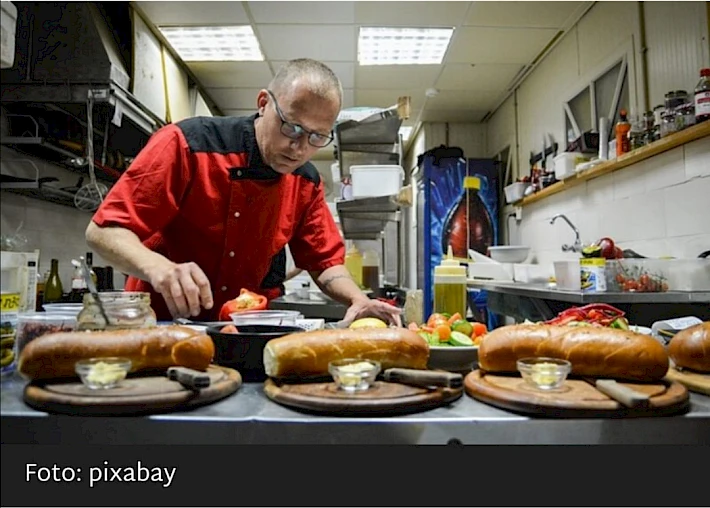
[218,288,268,321]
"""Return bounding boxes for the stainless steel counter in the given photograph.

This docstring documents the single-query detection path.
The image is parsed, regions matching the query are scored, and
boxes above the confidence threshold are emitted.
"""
[467,280,710,304]
[2,372,709,445]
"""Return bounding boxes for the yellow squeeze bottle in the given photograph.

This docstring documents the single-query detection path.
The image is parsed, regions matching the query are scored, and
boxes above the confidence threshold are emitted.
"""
[344,243,363,287]
[433,245,468,319]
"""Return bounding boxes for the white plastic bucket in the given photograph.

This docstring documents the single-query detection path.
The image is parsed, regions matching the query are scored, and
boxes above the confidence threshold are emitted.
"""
[350,165,404,198]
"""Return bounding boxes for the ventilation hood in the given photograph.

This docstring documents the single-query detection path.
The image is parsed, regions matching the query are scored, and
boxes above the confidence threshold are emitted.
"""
[0,2,163,135]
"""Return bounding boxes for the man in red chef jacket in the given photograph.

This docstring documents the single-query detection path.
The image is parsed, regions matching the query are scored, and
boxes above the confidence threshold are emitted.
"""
[86,58,400,326]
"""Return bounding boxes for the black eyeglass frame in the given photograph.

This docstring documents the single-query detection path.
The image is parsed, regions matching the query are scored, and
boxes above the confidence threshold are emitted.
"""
[266,90,335,148]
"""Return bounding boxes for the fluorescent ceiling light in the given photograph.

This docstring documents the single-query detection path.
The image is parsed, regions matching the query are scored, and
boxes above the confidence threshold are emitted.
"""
[358,27,454,65]
[399,126,414,141]
[159,25,264,62]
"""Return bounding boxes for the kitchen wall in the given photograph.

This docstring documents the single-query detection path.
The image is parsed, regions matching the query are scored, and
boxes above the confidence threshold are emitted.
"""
[486,1,710,263]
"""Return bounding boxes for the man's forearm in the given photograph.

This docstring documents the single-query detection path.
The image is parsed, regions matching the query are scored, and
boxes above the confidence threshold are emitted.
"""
[310,265,368,306]
[85,222,170,282]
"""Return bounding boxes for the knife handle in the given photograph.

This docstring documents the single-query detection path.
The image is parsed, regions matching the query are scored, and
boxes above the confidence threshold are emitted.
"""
[595,379,650,408]
[167,367,211,390]
[382,368,463,389]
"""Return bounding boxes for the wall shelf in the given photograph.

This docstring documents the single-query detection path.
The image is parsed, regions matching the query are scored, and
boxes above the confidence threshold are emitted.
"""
[520,121,710,206]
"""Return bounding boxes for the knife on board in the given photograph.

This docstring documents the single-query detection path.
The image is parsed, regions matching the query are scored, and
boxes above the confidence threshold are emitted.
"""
[584,378,650,408]
[167,367,211,390]
[381,368,463,389]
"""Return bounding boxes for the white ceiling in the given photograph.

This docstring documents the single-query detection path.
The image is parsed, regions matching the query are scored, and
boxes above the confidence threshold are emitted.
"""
[132,1,591,158]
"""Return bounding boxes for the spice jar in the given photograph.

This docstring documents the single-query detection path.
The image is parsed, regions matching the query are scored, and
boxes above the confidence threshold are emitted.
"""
[677,103,696,130]
[664,90,688,110]
[77,291,157,331]
[660,110,678,138]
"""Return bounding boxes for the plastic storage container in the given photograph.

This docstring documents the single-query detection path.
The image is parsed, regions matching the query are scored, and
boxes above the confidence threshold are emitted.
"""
[350,165,404,198]
[607,259,709,292]
[503,182,530,204]
[553,152,587,180]
[362,250,380,291]
[16,312,77,360]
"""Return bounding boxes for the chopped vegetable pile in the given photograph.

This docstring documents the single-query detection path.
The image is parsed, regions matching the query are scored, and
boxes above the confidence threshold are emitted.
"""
[407,312,487,347]
[544,303,629,329]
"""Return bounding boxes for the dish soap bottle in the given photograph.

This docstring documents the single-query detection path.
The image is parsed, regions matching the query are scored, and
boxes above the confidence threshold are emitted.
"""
[433,245,468,319]
[344,242,363,288]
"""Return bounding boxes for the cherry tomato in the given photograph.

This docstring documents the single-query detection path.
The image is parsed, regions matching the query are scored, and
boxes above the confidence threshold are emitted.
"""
[472,322,488,337]
[623,280,639,292]
[427,313,448,328]
[615,274,626,284]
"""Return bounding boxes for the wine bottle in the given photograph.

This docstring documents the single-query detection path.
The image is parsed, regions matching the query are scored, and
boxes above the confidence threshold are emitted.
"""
[43,259,64,304]
[86,252,98,287]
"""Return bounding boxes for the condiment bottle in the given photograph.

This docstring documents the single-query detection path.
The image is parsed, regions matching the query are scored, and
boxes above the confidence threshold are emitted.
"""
[433,245,467,319]
[362,250,380,292]
[43,259,64,304]
[615,109,631,156]
[344,243,363,288]
[694,68,710,124]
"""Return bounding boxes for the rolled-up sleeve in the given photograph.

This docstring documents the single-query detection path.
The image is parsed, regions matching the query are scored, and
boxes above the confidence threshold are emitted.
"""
[91,124,191,241]
[289,185,345,273]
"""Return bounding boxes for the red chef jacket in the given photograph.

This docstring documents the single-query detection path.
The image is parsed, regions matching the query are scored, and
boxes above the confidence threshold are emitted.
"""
[92,114,345,322]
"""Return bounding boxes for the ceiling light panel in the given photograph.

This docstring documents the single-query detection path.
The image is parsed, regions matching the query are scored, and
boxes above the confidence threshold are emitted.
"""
[159,26,264,62]
[358,27,454,65]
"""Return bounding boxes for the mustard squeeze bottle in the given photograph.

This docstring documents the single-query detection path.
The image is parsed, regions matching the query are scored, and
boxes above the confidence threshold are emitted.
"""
[433,245,468,319]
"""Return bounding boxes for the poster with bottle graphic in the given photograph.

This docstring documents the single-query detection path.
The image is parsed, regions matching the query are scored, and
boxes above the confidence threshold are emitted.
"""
[421,156,499,327]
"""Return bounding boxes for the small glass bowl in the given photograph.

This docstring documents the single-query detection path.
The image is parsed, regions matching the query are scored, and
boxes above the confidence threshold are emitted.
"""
[75,357,132,390]
[517,357,571,391]
[328,358,381,392]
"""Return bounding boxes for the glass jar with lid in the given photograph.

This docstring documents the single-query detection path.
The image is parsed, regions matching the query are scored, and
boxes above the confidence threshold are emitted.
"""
[77,291,157,331]
[660,110,678,138]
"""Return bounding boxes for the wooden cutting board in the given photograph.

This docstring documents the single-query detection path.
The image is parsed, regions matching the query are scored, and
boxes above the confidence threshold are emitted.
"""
[264,378,463,416]
[664,366,710,396]
[464,370,690,418]
[23,365,241,416]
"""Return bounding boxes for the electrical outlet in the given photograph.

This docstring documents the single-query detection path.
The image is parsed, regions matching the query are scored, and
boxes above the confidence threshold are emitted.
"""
[515,206,523,221]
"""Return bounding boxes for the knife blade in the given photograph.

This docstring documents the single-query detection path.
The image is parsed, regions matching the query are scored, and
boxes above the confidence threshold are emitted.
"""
[586,378,650,408]
[381,368,463,389]
[167,367,211,390]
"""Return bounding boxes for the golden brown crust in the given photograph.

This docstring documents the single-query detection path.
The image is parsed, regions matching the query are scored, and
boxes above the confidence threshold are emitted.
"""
[17,326,214,380]
[263,328,429,378]
[668,322,710,373]
[479,324,669,381]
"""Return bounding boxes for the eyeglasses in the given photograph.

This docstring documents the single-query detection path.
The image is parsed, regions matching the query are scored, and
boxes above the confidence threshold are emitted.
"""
[266,90,334,148]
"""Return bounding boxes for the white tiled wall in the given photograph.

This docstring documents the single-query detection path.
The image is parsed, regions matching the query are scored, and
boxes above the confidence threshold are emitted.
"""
[1,148,125,290]
[509,137,710,266]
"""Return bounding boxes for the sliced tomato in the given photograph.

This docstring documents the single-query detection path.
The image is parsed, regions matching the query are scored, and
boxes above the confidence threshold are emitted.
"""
[446,312,463,326]
[426,313,448,328]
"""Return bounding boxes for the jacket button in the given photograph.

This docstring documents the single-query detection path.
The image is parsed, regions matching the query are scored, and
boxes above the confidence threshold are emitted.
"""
[221,286,227,292]
[229,251,235,257]
[236,170,243,177]
[234,211,240,218]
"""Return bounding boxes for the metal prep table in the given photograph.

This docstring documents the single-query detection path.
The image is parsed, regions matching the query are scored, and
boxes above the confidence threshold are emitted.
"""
[467,280,710,326]
[2,372,709,445]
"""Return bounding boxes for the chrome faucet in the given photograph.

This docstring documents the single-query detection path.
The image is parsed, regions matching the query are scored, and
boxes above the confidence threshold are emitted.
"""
[550,214,582,253]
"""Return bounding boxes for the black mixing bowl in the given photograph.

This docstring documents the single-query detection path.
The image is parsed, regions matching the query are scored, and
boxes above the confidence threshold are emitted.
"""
[206,324,303,382]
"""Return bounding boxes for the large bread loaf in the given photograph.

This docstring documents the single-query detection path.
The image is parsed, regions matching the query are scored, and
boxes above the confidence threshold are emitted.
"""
[668,322,710,373]
[263,327,429,378]
[478,324,669,381]
[18,326,215,380]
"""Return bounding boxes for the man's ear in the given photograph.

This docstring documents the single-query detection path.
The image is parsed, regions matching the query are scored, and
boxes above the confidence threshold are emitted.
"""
[256,90,269,116]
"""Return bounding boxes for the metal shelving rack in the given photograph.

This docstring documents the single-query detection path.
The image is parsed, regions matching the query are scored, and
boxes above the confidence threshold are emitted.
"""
[334,97,411,286]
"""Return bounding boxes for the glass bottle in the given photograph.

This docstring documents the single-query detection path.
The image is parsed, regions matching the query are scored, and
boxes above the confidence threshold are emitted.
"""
[43,259,64,304]
[362,250,380,292]
[77,291,157,331]
[344,243,363,288]
[85,252,98,287]
[694,68,710,124]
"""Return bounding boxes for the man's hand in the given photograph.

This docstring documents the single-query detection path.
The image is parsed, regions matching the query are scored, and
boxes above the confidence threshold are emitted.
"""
[341,296,402,328]
[149,261,214,318]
